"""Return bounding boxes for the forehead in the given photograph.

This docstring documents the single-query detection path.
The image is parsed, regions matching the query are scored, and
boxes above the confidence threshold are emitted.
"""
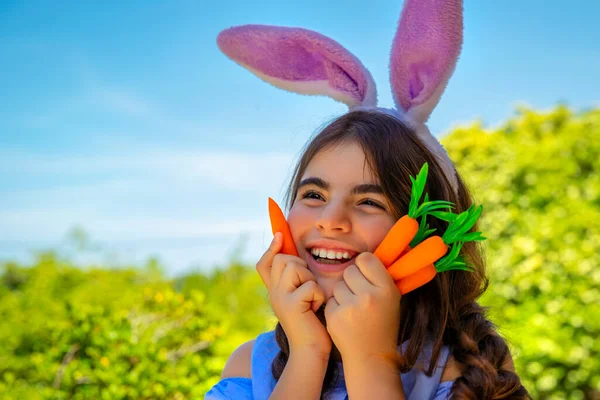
[302,141,378,184]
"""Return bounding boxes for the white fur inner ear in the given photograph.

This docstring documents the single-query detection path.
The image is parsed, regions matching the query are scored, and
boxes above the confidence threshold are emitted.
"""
[241,62,377,108]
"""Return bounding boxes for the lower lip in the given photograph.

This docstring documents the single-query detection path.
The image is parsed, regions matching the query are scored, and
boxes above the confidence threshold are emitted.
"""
[306,253,356,274]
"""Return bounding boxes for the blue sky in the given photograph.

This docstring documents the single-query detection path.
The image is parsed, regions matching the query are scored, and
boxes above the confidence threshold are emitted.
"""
[1,0,599,276]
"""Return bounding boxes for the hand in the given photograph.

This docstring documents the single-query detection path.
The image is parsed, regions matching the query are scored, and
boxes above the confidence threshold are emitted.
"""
[324,252,401,364]
[256,233,332,358]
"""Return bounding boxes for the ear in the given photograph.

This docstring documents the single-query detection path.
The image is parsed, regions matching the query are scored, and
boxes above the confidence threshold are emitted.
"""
[217,24,377,108]
[390,0,463,123]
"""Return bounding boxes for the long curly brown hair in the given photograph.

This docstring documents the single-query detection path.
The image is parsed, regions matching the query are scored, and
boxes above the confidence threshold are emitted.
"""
[270,110,530,399]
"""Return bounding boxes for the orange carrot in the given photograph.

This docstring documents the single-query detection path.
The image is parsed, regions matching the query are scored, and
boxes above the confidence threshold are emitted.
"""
[395,264,437,294]
[268,197,298,256]
[373,215,419,268]
[393,244,436,294]
[387,236,448,280]
[398,245,410,258]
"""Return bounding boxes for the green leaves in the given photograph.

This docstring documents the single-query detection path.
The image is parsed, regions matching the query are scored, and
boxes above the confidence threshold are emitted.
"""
[409,214,437,248]
[408,163,455,219]
[0,252,271,398]
[408,163,429,217]
[406,163,486,273]
[443,105,600,398]
[442,205,485,245]
[431,206,485,273]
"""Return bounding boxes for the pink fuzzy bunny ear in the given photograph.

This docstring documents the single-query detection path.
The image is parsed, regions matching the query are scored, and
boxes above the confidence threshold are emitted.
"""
[217,24,377,108]
[390,0,463,123]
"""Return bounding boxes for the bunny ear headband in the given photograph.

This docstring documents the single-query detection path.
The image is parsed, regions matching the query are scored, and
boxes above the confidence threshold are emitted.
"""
[217,0,463,194]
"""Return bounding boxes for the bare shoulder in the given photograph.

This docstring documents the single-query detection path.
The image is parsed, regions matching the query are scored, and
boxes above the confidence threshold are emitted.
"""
[220,339,255,379]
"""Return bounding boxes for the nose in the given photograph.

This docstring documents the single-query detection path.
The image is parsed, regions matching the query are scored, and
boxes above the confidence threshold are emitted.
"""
[316,200,351,233]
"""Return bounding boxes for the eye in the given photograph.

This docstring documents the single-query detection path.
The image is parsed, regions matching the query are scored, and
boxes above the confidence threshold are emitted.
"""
[359,198,385,210]
[301,190,325,201]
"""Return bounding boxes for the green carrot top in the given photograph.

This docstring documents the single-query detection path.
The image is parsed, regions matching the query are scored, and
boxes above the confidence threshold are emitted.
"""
[407,163,487,273]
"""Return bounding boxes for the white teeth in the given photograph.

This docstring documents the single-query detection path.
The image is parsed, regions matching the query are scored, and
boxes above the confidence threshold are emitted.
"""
[310,248,352,260]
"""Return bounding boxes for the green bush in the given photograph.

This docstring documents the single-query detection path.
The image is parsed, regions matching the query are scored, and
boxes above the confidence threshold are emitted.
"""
[443,105,600,399]
[0,252,271,399]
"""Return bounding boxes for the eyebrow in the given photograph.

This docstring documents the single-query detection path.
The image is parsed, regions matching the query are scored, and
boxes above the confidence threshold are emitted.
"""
[297,177,384,196]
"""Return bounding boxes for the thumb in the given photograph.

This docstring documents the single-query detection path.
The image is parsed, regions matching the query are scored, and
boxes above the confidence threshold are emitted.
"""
[256,232,283,288]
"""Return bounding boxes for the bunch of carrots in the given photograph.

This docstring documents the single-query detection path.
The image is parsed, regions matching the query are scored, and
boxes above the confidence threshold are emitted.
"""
[268,163,486,294]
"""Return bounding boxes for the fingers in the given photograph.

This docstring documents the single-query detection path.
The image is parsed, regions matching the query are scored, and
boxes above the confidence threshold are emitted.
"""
[292,280,326,312]
[354,252,393,288]
[256,235,326,314]
[256,233,283,288]
[277,259,314,293]
[342,264,372,295]
[332,280,354,304]
[324,296,339,319]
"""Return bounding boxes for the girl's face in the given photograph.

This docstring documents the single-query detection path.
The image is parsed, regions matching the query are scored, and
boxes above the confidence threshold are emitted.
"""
[288,140,397,299]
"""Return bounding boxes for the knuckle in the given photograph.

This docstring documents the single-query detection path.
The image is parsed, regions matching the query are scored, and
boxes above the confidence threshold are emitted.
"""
[292,255,308,266]
[298,281,314,292]
[302,280,317,291]
[360,292,376,308]
[288,260,308,273]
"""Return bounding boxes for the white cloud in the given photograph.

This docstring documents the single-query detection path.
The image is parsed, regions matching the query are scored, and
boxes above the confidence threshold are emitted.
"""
[0,149,296,247]
[21,79,209,136]
[0,208,270,241]
[1,149,297,191]
[1,80,302,272]
[89,85,156,118]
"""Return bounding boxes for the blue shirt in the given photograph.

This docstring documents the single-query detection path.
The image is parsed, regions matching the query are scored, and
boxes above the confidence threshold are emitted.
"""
[206,330,454,399]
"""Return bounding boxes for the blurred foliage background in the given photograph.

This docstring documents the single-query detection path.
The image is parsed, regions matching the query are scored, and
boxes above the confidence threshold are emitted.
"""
[1,105,598,399]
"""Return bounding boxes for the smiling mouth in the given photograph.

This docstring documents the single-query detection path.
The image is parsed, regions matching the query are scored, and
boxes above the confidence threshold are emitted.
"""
[312,254,345,264]
[308,249,355,264]
[308,249,357,266]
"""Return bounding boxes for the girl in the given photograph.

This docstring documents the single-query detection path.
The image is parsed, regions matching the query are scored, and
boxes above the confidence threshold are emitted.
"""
[207,0,530,398]
[206,111,528,399]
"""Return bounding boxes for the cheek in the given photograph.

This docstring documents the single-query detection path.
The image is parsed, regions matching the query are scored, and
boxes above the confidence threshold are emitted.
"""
[362,217,396,252]
[287,204,315,243]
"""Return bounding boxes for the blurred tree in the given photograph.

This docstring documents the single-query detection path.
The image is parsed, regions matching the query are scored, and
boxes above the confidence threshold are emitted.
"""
[443,105,600,399]
[0,250,270,398]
